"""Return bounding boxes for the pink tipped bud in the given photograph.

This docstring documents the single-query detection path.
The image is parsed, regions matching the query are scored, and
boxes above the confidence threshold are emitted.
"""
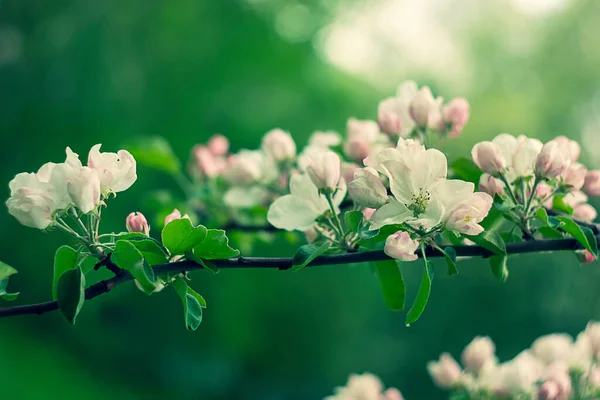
[341,162,359,185]
[348,167,388,209]
[261,128,296,161]
[553,136,581,162]
[584,170,600,196]
[461,336,495,374]
[193,145,226,178]
[164,208,191,226]
[378,97,402,136]
[207,135,229,156]
[442,97,470,138]
[427,353,462,389]
[384,231,419,262]
[562,163,587,191]
[306,150,341,191]
[471,142,506,175]
[577,250,596,264]
[362,207,376,220]
[478,173,504,197]
[344,137,371,162]
[574,203,597,222]
[535,141,571,178]
[383,388,404,400]
[304,227,318,243]
[537,381,560,400]
[126,212,150,235]
[409,87,438,127]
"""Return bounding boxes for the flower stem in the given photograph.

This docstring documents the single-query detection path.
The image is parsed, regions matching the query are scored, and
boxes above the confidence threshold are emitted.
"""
[498,174,519,205]
[324,191,345,243]
[55,218,87,243]
[524,177,540,216]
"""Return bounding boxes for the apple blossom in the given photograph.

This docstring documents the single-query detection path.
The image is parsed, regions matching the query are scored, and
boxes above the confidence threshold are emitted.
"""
[445,192,493,235]
[384,231,419,262]
[562,162,587,190]
[462,336,496,375]
[326,373,402,400]
[207,134,229,156]
[348,168,388,209]
[427,353,463,389]
[531,334,573,364]
[376,80,418,137]
[442,97,470,137]
[538,380,560,400]
[583,170,600,196]
[535,141,571,179]
[471,142,506,175]
[6,173,58,229]
[261,128,296,161]
[267,173,346,231]
[225,150,271,185]
[306,150,342,191]
[576,250,596,264]
[126,212,150,235]
[574,203,597,222]
[67,166,101,214]
[87,144,137,194]
[164,208,191,226]
[362,207,376,220]
[584,321,600,358]
[341,162,359,186]
[553,135,581,162]
[409,86,440,127]
[478,173,504,197]
[192,145,226,178]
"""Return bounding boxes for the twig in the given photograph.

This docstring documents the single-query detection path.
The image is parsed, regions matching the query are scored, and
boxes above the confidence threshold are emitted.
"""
[0,235,593,319]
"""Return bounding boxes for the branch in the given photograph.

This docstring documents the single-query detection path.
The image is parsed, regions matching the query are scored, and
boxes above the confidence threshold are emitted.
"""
[0,234,592,320]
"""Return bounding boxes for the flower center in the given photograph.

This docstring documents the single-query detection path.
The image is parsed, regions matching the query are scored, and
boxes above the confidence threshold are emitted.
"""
[408,187,431,217]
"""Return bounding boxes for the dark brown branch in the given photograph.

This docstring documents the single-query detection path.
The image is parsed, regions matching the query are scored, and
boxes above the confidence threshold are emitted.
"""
[0,234,594,320]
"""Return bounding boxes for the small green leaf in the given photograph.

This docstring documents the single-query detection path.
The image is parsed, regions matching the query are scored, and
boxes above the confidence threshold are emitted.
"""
[359,227,379,240]
[53,245,78,300]
[441,246,458,276]
[556,216,596,255]
[553,196,574,215]
[582,226,599,257]
[56,267,85,324]
[0,261,17,281]
[451,157,482,184]
[193,229,240,260]
[344,210,363,234]
[536,227,563,239]
[405,260,434,325]
[465,230,506,255]
[0,279,19,301]
[374,260,406,311]
[185,251,220,274]
[125,136,181,174]
[186,286,207,308]
[162,219,208,256]
[291,242,330,271]
[172,279,203,331]
[111,240,156,294]
[489,255,509,282]
[130,239,169,266]
[536,208,549,224]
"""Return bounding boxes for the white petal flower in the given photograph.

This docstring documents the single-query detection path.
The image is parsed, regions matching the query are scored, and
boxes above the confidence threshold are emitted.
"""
[305,150,342,191]
[261,128,296,161]
[6,173,58,229]
[348,168,388,208]
[427,353,462,389]
[376,81,419,137]
[87,144,137,194]
[67,167,102,214]
[384,231,419,261]
[267,174,346,231]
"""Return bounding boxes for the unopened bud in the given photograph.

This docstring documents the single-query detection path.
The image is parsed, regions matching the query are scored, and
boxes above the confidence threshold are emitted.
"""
[126,212,150,235]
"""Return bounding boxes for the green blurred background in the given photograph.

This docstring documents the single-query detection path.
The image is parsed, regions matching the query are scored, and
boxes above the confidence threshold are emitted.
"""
[2,0,600,398]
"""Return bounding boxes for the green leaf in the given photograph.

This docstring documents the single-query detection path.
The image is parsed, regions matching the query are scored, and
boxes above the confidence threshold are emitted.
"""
[374,260,405,311]
[79,254,99,275]
[53,245,78,300]
[193,229,240,260]
[125,136,181,174]
[582,226,599,257]
[56,267,85,324]
[344,210,363,234]
[359,227,379,240]
[130,238,169,266]
[556,216,596,255]
[405,260,434,325]
[0,261,17,281]
[451,157,482,184]
[0,278,19,301]
[172,279,203,331]
[111,240,156,295]
[536,208,549,224]
[465,230,506,255]
[553,196,574,215]
[440,246,458,276]
[186,286,207,308]
[162,218,208,256]
[185,251,220,274]
[536,227,564,239]
[291,242,331,271]
[489,255,509,282]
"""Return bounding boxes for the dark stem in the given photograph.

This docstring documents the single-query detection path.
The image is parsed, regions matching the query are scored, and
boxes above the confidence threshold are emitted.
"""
[0,234,594,319]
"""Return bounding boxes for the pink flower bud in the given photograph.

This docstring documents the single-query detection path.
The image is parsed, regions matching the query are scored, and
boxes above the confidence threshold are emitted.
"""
[535,141,571,178]
[378,97,402,136]
[304,227,318,243]
[427,353,462,389]
[584,170,600,196]
[348,168,388,209]
[471,142,506,174]
[409,87,439,127]
[574,203,597,222]
[207,134,229,156]
[383,388,404,400]
[384,231,419,262]
[344,137,371,162]
[164,208,191,226]
[193,145,226,178]
[577,250,596,264]
[306,150,341,191]
[478,173,504,197]
[126,212,150,235]
[445,193,493,236]
[461,336,495,375]
[261,128,296,161]
[538,381,560,400]
[341,162,359,185]
[562,163,587,191]
[362,207,376,220]
[442,97,470,138]
[553,136,580,162]
[585,322,600,358]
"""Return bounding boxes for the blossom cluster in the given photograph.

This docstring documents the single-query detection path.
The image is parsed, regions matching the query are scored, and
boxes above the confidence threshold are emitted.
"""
[326,373,404,400]
[6,144,136,230]
[428,322,600,399]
